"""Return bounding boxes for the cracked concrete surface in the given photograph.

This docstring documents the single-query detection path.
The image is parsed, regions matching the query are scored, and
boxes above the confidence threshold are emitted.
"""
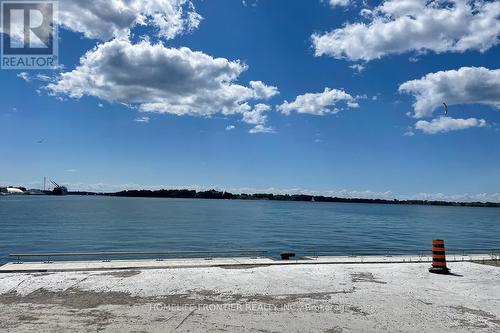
[0,261,499,332]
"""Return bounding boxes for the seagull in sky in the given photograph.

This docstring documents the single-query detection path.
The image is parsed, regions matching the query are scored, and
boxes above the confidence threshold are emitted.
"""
[443,103,448,116]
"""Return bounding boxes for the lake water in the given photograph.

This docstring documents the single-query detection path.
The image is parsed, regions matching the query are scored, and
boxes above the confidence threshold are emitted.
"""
[1,196,499,263]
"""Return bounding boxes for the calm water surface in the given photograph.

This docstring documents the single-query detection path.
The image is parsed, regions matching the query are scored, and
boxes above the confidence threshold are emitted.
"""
[1,196,499,263]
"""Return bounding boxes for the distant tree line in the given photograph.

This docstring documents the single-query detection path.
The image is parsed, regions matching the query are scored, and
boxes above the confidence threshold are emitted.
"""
[102,189,500,208]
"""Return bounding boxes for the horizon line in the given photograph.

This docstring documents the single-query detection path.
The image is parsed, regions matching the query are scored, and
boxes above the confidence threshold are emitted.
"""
[3,182,500,204]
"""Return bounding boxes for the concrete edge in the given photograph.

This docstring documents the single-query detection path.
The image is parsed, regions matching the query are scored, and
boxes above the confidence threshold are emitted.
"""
[1,255,498,273]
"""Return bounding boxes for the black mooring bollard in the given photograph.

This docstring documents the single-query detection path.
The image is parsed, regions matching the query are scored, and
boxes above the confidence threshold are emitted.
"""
[280,252,295,260]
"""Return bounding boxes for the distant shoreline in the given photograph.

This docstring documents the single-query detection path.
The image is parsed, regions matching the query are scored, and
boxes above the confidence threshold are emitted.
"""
[63,189,500,208]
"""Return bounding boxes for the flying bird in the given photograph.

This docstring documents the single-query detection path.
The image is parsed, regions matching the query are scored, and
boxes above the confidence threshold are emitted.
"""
[36,139,44,144]
[443,103,448,116]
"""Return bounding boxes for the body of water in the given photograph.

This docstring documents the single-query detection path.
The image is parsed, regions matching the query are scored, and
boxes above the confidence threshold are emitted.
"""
[1,196,499,263]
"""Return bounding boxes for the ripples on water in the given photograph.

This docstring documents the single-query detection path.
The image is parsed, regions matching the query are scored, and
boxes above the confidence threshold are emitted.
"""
[0,196,499,263]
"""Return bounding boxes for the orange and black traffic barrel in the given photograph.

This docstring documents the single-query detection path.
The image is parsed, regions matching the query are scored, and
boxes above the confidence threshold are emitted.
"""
[429,239,450,274]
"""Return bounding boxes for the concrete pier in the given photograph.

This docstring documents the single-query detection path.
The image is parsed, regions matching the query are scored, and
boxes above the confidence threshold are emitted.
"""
[1,258,499,332]
[1,253,496,273]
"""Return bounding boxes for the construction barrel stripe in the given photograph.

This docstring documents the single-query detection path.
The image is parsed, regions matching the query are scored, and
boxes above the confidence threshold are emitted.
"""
[429,239,450,273]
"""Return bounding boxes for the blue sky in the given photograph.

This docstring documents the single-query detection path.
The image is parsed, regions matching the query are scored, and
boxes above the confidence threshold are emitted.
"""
[1,0,499,201]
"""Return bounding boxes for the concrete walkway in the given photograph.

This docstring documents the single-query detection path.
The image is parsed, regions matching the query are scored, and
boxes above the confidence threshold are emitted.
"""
[0,260,499,332]
[1,253,497,272]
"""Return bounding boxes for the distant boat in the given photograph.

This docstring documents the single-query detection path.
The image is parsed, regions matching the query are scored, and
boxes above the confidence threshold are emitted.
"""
[26,189,46,195]
[50,180,68,196]
[311,197,315,202]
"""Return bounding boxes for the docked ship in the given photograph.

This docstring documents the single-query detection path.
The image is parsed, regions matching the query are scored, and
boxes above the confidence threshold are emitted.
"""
[49,180,68,196]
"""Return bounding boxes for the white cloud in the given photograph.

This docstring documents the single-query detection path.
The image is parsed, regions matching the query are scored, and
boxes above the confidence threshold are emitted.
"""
[347,101,359,108]
[242,0,259,7]
[17,72,54,83]
[360,8,373,18]
[242,103,271,125]
[249,125,274,134]
[327,0,351,8]
[225,125,235,131]
[47,39,278,121]
[312,0,500,61]
[134,116,151,123]
[34,74,53,82]
[403,127,415,136]
[58,0,202,40]
[277,88,358,116]
[17,72,31,82]
[349,63,365,72]
[249,81,279,99]
[415,116,486,134]
[403,192,500,203]
[399,67,500,118]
